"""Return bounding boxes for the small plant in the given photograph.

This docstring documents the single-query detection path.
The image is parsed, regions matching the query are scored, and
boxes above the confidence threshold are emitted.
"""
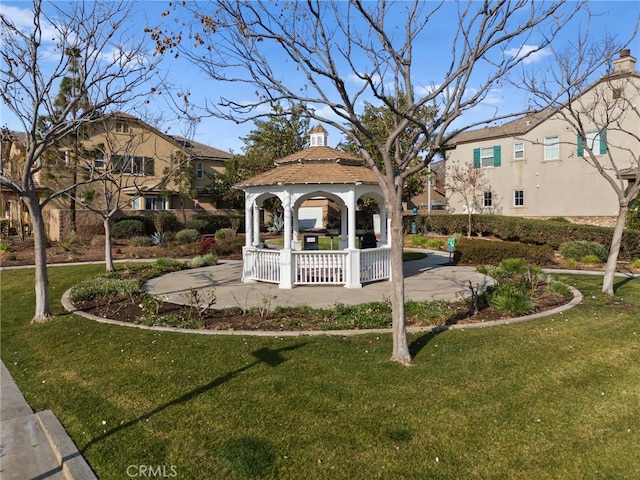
[547,281,572,299]
[130,235,153,247]
[57,241,73,252]
[0,242,14,253]
[140,294,165,316]
[489,290,536,316]
[566,258,577,269]
[189,254,218,267]
[425,238,445,249]
[69,276,141,303]
[181,287,216,323]
[176,228,201,244]
[267,213,284,234]
[580,254,601,264]
[154,257,184,269]
[214,228,235,240]
[633,258,640,270]
[151,231,166,245]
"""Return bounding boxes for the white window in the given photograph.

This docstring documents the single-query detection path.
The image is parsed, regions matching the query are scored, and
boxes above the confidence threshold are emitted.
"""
[144,197,167,210]
[196,162,204,179]
[513,142,524,160]
[579,131,606,156]
[514,190,525,207]
[115,121,130,134]
[480,147,494,168]
[94,155,104,169]
[544,136,559,160]
[483,191,493,208]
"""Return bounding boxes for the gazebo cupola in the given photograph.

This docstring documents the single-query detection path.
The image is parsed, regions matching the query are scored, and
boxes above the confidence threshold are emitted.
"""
[235,125,391,289]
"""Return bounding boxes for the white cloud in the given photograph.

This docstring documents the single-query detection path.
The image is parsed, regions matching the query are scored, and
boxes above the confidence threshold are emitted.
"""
[505,44,552,65]
[0,5,59,44]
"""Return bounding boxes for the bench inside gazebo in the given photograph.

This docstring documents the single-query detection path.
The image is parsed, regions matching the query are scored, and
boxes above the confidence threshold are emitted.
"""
[235,126,392,289]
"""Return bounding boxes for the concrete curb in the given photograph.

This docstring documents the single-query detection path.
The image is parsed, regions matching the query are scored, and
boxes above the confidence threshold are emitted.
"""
[61,283,583,337]
[36,410,98,480]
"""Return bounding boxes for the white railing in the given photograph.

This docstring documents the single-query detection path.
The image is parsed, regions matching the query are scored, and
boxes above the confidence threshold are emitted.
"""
[250,249,281,283]
[293,251,348,285]
[360,247,391,283]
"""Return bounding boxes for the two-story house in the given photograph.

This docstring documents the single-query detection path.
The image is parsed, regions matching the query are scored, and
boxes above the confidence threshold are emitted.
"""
[1,113,232,240]
[444,50,639,227]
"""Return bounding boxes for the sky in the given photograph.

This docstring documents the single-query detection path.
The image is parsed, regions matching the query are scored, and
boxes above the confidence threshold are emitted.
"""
[1,0,639,155]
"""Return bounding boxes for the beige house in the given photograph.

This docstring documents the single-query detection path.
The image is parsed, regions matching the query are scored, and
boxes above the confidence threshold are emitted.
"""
[1,113,232,240]
[445,50,639,227]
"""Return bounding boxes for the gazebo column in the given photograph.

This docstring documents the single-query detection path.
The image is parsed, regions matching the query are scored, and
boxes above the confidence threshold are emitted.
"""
[244,198,253,248]
[379,204,388,245]
[280,191,294,288]
[242,197,256,284]
[292,208,300,250]
[339,205,348,250]
[345,190,361,288]
[253,203,260,246]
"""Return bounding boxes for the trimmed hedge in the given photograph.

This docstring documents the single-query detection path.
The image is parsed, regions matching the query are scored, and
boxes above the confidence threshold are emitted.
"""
[183,213,243,234]
[111,219,147,239]
[452,237,555,266]
[412,214,640,260]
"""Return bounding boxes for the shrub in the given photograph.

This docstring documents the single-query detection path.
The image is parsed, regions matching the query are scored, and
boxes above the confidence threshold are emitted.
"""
[211,237,245,257]
[425,238,445,249]
[632,259,640,269]
[407,235,429,247]
[198,237,216,254]
[189,254,218,268]
[182,218,210,234]
[454,238,555,266]
[215,228,235,240]
[112,219,146,239]
[153,211,179,233]
[559,240,608,262]
[489,290,536,316]
[69,276,141,302]
[154,257,184,269]
[90,235,106,246]
[547,281,572,299]
[176,229,201,244]
[151,232,166,245]
[130,236,153,247]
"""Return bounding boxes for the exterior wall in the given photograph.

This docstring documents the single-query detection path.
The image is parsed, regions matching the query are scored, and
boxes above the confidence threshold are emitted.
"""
[446,75,638,223]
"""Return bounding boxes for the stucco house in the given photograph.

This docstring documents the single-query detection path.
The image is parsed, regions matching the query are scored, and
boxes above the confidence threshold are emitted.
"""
[444,50,639,227]
[1,113,232,240]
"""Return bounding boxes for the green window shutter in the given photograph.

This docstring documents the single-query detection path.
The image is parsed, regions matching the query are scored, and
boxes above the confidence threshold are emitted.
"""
[473,148,480,168]
[599,129,607,154]
[493,145,501,167]
[144,157,154,176]
[577,134,584,156]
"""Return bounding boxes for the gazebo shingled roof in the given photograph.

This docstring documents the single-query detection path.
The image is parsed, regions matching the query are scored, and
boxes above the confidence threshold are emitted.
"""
[235,145,379,187]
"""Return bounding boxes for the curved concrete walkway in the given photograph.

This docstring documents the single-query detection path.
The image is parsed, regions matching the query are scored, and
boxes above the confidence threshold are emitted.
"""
[144,250,494,309]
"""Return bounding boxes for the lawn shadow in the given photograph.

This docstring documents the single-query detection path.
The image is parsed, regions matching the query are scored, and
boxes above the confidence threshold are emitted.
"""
[408,327,448,359]
[81,342,306,452]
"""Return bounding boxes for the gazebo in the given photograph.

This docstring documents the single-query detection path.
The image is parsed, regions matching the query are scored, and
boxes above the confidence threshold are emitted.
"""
[235,126,392,289]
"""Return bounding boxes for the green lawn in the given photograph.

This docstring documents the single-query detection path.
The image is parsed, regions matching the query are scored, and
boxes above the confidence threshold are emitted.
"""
[1,266,639,479]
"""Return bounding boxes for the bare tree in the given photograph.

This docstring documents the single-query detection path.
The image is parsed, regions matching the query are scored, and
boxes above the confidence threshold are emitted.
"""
[519,41,640,295]
[445,162,490,238]
[152,0,582,364]
[0,0,160,322]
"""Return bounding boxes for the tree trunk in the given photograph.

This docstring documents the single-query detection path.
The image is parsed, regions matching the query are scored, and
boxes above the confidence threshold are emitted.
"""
[24,197,53,323]
[467,212,472,238]
[389,199,411,365]
[602,204,628,295]
[103,217,115,272]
